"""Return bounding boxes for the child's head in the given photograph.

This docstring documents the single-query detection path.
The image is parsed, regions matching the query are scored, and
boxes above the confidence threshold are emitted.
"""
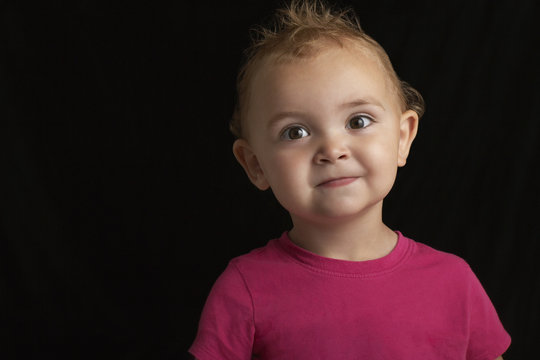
[230,0,425,140]
[232,0,425,225]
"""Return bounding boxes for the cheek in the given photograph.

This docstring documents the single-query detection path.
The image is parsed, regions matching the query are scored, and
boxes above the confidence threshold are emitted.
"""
[357,136,399,167]
[260,150,307,189]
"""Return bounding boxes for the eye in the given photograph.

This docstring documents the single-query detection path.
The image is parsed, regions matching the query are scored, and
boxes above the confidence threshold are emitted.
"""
[281,126,310,140]
[347,114,373,129]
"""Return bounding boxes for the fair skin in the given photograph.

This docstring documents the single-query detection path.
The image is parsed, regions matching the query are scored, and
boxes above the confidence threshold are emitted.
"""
[230,44,504,360]
[192,45,502,360]
[234,43,417,261]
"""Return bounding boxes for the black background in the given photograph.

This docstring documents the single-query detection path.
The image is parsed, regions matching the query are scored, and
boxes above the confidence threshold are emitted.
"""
[2,0,539,358]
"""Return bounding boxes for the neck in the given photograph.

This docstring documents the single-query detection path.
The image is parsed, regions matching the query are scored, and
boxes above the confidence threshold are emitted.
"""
[288,204,397,261]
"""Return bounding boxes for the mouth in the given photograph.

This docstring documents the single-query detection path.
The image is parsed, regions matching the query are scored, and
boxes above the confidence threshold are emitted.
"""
[317,177,359,188]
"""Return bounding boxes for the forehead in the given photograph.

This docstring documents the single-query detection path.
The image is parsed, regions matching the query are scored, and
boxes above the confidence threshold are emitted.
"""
[245,45,400,131]
[264,44,387,87]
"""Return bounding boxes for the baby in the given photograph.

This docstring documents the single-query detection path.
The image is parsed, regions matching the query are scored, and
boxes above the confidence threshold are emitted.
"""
[189,1,510,358]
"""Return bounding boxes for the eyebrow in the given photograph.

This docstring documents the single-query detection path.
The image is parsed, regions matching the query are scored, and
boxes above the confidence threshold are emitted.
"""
[267,97,385,128]
[339,98,385,111]
[267,111,306,128]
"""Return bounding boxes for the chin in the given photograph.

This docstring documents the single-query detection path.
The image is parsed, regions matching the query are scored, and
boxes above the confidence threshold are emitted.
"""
[322,200,383,219]
[312,207,368,222]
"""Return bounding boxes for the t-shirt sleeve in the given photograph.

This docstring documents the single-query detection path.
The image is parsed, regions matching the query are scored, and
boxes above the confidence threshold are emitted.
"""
[189,261,255,360]
[464,264,511,360]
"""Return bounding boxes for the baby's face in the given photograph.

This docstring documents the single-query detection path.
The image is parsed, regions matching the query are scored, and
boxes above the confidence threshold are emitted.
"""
[235,45,417,224]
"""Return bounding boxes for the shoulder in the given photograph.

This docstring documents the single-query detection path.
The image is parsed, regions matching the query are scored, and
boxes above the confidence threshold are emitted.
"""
[228,236,290,273]
[409,236,471,270]
[403,235,479,286]
[205,237,288,294]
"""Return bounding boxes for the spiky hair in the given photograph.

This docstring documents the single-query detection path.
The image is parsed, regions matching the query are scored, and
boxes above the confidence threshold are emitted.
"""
[230,0,425,138]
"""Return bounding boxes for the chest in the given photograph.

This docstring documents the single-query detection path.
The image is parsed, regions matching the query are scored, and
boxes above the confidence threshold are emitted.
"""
[249,270,470,359]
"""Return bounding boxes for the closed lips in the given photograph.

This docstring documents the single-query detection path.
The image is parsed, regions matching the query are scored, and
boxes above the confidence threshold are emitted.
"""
[317,177,358,187]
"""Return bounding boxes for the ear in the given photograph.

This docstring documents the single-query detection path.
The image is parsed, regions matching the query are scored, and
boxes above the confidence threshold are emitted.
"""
[397,110,419,167]
[232,139,270,190]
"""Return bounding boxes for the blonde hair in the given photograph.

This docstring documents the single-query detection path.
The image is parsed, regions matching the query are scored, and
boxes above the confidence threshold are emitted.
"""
[230,0,425,138]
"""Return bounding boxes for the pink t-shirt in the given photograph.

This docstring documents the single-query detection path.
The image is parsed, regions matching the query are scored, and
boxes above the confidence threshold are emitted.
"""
[189,232,510,359]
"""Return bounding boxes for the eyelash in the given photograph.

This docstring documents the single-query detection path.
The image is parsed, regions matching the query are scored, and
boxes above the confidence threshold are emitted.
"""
[280,125,309,140]
[279,114,375,141]
[346,114,374,129]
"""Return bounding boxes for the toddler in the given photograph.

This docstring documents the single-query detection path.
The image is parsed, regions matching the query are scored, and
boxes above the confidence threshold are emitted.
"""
[189,1,511,358]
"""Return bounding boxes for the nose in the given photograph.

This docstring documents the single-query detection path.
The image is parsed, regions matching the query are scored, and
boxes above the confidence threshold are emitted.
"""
[314,134,350,164]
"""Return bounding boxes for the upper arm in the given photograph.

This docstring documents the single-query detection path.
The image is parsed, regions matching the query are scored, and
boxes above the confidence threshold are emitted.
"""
[463,264,511,359]
[189,262,255,359]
